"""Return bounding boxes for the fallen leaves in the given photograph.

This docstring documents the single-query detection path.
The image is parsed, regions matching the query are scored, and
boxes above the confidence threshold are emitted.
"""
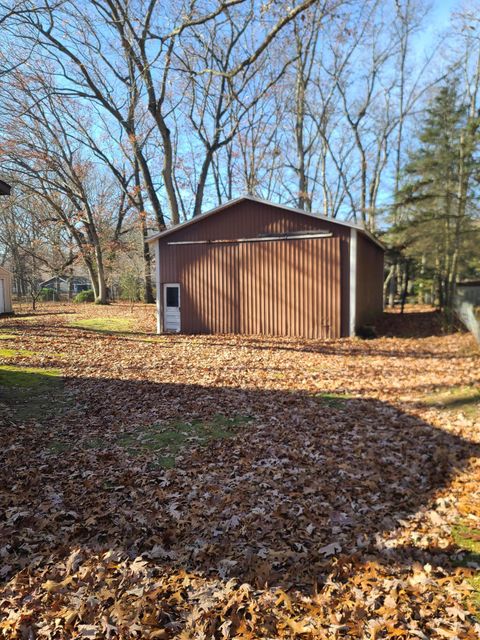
[319,542,342,557]
[0,303,479,638]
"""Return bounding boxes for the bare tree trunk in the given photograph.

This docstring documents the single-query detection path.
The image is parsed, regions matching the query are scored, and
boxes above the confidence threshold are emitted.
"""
[193,150,214,217]
[418,254,426,304]
[383,263,395,307]
[93,241,108,304]
[141,219,154,304]
[86,261,99,301]
[387,263,397,307]
[400,260,410,314]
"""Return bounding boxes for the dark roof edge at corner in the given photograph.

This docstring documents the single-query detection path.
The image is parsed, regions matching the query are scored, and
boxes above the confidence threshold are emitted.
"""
[0,179,11,196]
[146,195,385,250]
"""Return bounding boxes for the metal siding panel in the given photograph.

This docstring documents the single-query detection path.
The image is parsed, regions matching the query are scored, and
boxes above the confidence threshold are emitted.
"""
[193,246,199,330]
[341,237,350,337]
[356,234,384,327]
[326,239,331,338]
[265,243,271,335]
[253,245,258,333]
[321,240,326,338]
[312,240,317,338]
[272,243,278,335]
[223,246,228,332]
[291,241,297,337]
[220,246,225,332]
[216,247,222,333]
[244,243,250,334]
[215,245,220,333]
[280,243,285,335]
[315,239,320,339]
[332,240,336,337]
[301,240,307,338]
[206,243,212,329]
[228,246,233,331]
[302,240,307,338]
[240,243,246,334]
[285,241,291,336]
[258,243,264,334]
[338,240,342,336]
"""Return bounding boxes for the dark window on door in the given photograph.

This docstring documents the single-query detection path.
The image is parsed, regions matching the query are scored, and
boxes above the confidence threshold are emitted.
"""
[166,286,179,307]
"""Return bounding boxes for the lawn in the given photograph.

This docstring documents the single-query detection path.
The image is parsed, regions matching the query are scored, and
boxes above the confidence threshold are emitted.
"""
[0,303,479,639]
[69,316,136,333]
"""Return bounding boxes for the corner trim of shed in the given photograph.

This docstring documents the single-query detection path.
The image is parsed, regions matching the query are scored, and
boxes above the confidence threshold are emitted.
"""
[349,228,357,337]
[154,240,162,334]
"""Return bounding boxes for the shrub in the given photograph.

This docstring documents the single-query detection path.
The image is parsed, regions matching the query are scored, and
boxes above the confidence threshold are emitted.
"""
[73,289,95,303]
[356,324,377,339]
[38,288,55,301]
[118,273,143,302]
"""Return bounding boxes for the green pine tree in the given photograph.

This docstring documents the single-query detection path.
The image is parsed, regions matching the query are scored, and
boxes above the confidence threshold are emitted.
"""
[392,82,480,311]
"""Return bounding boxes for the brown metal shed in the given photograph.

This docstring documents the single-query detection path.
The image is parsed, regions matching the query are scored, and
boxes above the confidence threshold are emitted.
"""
[147,196,384,339]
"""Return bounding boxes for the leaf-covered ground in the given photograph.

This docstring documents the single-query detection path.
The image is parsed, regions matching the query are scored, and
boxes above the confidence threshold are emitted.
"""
[0,303,479,639]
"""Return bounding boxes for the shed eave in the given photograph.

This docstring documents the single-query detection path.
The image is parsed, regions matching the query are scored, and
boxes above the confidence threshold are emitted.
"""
[146,195,385,250]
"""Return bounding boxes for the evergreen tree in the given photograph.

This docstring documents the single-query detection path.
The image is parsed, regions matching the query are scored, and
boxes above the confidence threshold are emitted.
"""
[392,82,480,311]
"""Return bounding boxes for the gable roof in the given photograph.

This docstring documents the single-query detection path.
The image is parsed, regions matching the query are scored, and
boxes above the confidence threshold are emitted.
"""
[146,195,384,249]
[39,275,91,287]
[39,276,68,286]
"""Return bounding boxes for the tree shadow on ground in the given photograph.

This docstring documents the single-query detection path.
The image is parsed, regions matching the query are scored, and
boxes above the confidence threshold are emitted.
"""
[1,373,478,595]
[11,310,77,318]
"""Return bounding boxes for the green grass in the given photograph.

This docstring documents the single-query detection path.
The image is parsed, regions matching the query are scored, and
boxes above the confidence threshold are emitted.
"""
[0,347,65,360]
[76,414,251,468]
[452,523,480,614]
[117,414,250,467]
[0,365,63,420]
[314,392,352,407]
[0,365,61,387]
[69,317,135,334]
[422,386,480,417]
[0,348,36,358]
[452,524,480,563]
[471,576,480,612]
[0,333,17,340]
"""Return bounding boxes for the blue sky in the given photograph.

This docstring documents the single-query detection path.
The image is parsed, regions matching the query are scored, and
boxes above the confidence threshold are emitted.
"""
[422,0,457,49]
[430,0,457,27]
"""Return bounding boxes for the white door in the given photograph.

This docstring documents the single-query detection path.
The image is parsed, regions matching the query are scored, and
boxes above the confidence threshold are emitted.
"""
[0,279,4,314]
[163,283,181,332]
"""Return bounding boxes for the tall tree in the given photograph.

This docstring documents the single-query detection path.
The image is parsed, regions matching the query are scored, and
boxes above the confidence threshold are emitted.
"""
[394,83,480,310]
[0,70,132,303]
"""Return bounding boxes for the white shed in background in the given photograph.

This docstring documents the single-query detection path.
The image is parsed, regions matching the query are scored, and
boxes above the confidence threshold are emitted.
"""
[0,266,13,315]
